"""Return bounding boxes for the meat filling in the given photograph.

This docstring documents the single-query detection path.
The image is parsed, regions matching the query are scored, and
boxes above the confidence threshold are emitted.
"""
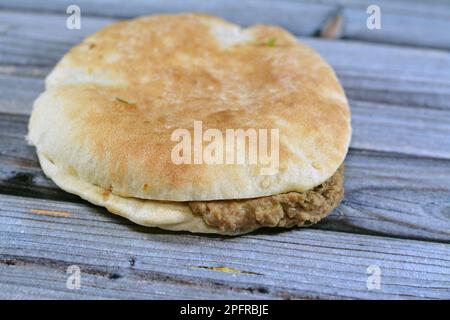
[189,166,344,233]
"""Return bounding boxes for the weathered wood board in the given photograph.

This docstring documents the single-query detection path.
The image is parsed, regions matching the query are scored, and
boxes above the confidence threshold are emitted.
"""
[1,194,449,299]
[0,0,449,299]
[1,0,450,49]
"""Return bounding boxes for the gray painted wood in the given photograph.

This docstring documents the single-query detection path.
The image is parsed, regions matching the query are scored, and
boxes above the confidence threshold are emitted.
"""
[0,263,270,299]
[349,99,450,159]
[342,7,450,50]
[0,194,449,299]
[1,0,450,49]
[0,74,44,115]
[2,9,450,82]
[0,0,333,37]
[1,112,449,242]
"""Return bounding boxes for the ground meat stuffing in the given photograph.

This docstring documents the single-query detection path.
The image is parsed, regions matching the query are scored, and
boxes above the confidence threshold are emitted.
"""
[189,166,344,233]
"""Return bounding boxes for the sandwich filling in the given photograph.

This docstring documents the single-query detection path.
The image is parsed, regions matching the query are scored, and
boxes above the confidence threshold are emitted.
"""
[190,166,344,233]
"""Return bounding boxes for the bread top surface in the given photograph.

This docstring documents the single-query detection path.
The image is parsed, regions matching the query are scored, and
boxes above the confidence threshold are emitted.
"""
[28,13,351,201]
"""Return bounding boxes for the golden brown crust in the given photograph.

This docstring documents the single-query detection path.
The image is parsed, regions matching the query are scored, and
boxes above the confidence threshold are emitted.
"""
[189,166,344,233]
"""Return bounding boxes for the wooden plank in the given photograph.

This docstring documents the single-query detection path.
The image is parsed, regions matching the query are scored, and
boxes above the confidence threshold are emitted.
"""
[341,7,450,51]
[2,72,450,159]
[0,0,334,37]
[349,99,450,159]
[327,149,450,241]
[0,74,44,116]
[1,11,449,111]
[5,0,450,19]
[0,1,448,301]
[336,0,450,17]
[0,193,448,299]
[1,0,450,49]
[303,38,450,110]
[0,10,449,241]
[2,9,450,81]
[1,112,449,242]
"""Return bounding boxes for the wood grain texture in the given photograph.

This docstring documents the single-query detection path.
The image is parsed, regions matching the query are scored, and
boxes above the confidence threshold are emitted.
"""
[1,112,449,242]
[0,261,270,299]
[2,9,450,83]
[0,194,449,300]
[309,0,450,49]
[1,0,450,49]
[2,75,450,159]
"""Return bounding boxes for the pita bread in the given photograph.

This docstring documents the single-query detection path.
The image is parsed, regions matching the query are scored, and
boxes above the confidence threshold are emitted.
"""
[28,13,351,234]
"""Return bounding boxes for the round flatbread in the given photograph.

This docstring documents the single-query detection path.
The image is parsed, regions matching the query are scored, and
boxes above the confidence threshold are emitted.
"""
[28,13,351,234]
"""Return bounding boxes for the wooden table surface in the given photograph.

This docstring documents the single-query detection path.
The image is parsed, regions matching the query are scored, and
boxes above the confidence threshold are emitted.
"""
[0,0,449,299]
